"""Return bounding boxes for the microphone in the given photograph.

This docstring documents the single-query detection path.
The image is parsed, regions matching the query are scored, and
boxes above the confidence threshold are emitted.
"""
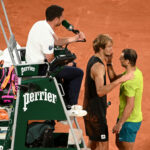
[62,20,86,42]
[62,20,74,31]
[62,20,79,34]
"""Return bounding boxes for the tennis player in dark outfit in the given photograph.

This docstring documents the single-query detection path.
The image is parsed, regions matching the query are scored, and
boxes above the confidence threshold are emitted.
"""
[83,34,133,150]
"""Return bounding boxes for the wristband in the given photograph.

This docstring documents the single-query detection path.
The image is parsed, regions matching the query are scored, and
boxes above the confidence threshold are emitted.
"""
[107,63,112,66]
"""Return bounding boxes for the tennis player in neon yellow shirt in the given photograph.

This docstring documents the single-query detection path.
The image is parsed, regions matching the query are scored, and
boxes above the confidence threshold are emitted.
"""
[107,48,143,150]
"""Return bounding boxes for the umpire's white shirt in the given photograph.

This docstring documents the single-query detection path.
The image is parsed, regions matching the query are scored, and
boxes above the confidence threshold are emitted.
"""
[26,20,55,63]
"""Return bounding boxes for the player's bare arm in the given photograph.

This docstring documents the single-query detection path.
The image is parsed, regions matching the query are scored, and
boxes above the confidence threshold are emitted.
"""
[91,62,119,97]
[91,62,133,97]
[106,54,122,82]
[107,64,122,82]
[112,96,135,133]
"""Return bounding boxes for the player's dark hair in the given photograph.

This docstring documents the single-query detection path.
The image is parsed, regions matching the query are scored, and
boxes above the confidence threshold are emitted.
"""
[46,5,64,21]
[93,34,113,53]
[122,48,137,66]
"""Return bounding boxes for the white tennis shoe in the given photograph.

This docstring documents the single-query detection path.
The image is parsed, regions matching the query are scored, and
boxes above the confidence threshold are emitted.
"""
[71,105,83,110]
[67,109,87,117]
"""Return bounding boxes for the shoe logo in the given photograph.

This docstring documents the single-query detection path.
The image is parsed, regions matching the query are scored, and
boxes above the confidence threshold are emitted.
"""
[101,134,106,139]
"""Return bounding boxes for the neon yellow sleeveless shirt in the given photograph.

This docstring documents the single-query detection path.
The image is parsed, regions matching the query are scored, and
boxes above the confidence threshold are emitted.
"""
[119,67,143,122]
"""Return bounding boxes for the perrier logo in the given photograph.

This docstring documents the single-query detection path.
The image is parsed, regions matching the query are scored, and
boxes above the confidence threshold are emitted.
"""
[21,66,35,76]
[23,89,57,112]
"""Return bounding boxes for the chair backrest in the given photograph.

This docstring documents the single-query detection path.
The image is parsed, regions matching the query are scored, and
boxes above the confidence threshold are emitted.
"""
[13,77,67,150]
[15,63,49,77]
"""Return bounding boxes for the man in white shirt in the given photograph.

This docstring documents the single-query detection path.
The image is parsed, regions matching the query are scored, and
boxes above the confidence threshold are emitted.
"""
[26,5,85,64]
[26,5,86,116]
[26,20,55,63]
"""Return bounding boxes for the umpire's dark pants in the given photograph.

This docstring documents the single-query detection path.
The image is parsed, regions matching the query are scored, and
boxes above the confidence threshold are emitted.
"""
[56,66,83,105]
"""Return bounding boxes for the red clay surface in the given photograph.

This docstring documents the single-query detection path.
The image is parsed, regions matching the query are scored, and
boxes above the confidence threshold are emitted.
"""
[0,0,150,149]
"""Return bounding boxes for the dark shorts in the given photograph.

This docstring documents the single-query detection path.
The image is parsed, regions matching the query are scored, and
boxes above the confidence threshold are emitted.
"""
[84,119,108,142]
[119,121,142,142]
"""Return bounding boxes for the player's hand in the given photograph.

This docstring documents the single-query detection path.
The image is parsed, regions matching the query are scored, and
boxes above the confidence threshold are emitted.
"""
[112,123,122,134]
[105,53,113,64]
[120,71,134,83]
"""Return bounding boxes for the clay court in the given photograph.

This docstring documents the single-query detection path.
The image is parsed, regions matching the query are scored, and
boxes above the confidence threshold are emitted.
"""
[0,0,150,149]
